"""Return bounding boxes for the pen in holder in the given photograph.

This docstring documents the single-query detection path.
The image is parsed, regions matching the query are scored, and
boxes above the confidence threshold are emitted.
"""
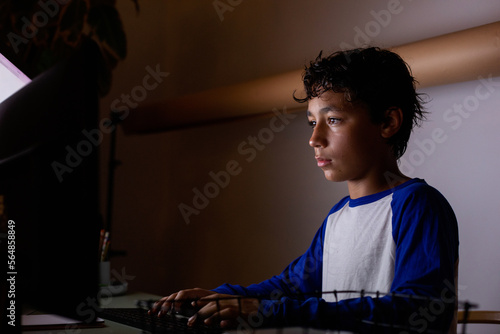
[97,229,127,295]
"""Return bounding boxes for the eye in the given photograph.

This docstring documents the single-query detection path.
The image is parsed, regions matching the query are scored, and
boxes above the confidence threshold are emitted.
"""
[308,120,316,128]
[328,117,341,125]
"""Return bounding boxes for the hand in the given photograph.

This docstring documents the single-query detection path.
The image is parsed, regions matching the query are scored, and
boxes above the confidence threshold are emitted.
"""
[192,293,260,329]
[150,288,214,317]
[150,288,261,329]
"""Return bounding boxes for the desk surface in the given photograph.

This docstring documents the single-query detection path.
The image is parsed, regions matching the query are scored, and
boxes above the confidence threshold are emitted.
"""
[22,292,354,334]
[22,292,160,334]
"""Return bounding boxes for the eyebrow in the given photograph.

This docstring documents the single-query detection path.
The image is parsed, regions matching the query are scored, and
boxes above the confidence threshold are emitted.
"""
[306,106,343,116]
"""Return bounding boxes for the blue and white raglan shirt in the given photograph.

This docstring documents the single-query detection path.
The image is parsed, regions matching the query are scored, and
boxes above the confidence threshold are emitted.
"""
[213,179,459,332]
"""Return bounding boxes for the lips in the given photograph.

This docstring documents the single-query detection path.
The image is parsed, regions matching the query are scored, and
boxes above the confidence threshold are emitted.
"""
[315,156,332,167]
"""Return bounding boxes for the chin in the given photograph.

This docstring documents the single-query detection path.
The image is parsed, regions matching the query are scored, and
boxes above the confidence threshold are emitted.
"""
[323,171,345,182]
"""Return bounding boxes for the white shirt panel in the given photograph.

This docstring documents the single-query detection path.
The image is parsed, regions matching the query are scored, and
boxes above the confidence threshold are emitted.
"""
[322,194,396,301]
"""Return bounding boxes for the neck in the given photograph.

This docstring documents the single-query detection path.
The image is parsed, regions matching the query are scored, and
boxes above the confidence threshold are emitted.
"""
[347,163,410,199]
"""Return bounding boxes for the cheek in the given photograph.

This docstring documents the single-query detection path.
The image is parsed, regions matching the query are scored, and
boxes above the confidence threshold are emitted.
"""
[331,133,356,158]
[353,125,381,148]
[336,131,378,162]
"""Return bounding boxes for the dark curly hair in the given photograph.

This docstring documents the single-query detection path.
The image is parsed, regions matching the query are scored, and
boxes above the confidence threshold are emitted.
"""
[294,47,426,159]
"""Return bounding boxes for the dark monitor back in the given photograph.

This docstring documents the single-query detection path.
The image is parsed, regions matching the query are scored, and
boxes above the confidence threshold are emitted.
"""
[0,40,102,329]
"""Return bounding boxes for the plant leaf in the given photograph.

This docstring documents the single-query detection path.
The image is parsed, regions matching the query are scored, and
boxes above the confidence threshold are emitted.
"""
[59,0,87,33]
[87,5,126,59]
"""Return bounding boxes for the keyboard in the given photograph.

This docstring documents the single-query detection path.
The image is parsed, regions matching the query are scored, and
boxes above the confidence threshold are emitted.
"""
[99,307,225,334]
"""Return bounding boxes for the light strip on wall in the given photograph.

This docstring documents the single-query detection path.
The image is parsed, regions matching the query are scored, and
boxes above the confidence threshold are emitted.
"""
[122,21,500,134]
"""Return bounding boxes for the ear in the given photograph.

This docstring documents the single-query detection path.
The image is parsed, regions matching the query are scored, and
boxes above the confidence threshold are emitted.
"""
[380,107,403,139]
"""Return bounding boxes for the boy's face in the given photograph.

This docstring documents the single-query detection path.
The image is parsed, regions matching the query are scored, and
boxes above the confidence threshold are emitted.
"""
[307,90,387,183]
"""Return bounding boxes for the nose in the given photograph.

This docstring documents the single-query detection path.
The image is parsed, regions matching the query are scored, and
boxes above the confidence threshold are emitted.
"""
[309,123,327,148]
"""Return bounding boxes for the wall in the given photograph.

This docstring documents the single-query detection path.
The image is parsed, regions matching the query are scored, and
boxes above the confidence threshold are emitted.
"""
[409,78,500,309]
[98,1,500,332]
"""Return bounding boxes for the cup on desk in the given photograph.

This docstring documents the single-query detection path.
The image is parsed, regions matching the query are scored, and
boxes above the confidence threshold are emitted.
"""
[99,261,111,286]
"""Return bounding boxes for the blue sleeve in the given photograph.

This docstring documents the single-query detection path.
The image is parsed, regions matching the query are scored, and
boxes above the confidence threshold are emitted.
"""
[391,183,459,296]
[215,186,459,333]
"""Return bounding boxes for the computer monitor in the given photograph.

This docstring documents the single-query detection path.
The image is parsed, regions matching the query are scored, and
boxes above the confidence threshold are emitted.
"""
[0,41,102,331]
[0,51,31,103]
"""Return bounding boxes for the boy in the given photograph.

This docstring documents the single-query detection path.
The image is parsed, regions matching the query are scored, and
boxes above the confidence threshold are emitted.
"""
[151,47,459,333]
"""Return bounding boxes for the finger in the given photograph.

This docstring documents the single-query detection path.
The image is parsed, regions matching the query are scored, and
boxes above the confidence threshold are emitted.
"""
[203,307,240,328]
[186,301,219,325]
[176,289,221,311]
[186,299,223,327]
[172,290,201,312]
[187,313,198,327]
[149,295,173,314]
[219,319,233,328]
[155,293,179,316]
[198,299,238,321]
[192,294,218,309]
[154,289,219,317]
